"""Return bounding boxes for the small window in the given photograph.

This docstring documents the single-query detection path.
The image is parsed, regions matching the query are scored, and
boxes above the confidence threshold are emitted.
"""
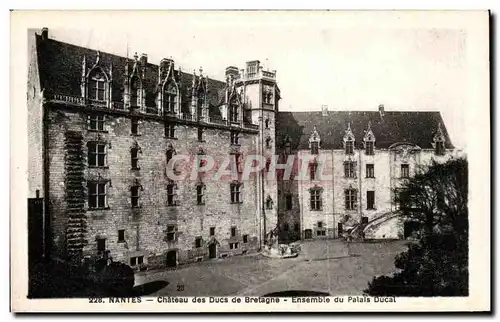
[265,119,270,129]
[345,189,357,210]
[362,216,369,225]
[195,237,202,248]
[230,131,239,145]
[210,227,215,236]
[131,148,140,169]
[88,182,107,209]
[265,137,272,149]
[230,183,242,203]
[365,141,374,155]
[344,161,356,178]
[97,238,106,253]
[198,127,204,142]
[317,230,326,236]
[265,196,273,210]
[309,162,318,180]
[229,242,239,249]
[366,164,375,178]
[285,140,292,155]
[231,227,237,237]
[317,221,323,229]
[283,223,289,231]
[310,188,322,211]
[294,223,299,232]
[167,183,176,206]
[285,194,293,210]
[118,230,125,242]
[367,190,375,210]
[345,140,354,155]
[130,257,137,267]
[165,124,175,138]
[166,225,176,241]
[196,184,205,205]
[88,142,107,167]
[131,185,140,208]
[131,117,139,135]
[137,256,144,265]
[401,164,410,178]
[88,115,105,131]
[243,234,248,243]
[311,141,319,155]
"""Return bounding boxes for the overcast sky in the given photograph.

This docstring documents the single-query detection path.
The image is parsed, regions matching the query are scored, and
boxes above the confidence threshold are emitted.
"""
[46,11,473,149]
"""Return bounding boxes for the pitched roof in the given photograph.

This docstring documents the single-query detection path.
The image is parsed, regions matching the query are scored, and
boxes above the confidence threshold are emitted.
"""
[277,110,454,150]
[35,34,226,117]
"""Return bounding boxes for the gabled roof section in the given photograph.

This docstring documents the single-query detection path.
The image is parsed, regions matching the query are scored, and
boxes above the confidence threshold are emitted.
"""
[35,34,226,117]
[277,110,454,150]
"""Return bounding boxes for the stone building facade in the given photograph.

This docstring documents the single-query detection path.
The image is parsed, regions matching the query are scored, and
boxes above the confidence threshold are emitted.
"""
[28,28,279,268]
[28,28,456,268]
[276,105,456,241]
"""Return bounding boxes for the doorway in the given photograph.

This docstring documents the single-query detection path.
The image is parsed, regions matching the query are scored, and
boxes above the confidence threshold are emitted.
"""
[209,243,217,259]
[304,229,312,240]
[166,250,177,267]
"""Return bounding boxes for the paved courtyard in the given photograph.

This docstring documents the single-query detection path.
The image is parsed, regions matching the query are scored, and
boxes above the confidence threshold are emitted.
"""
[134,239,409,297]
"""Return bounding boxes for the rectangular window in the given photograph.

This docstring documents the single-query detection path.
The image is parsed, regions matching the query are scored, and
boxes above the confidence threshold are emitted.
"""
[344,161,356,178]
[131,186,140,208]
[345,140,354,155]
[131,117,139,135]
[88,115,105,131]
[230,105,239,123]
[311,142,319,155]
[97,238,106,253]
[345,189,357,210]
[195,237,202,248]
[366,164,375,178]
[309,162,318,180]
[285,143,292,155]
[283,223,289,231]
[118,230,125,242]
[317,230,326,236]
[88,182,107,209]
[89,78,106,101]
[88,142,107,167]
[165,94,176,113]
[166,225,176,241]
[130,257,137,267]
[230,131,239,145]
[367,190,375,210]
[167,184,176,206]
[401,164,410,178]
[230,183,242,203]
[198,127,204,142]
[196,184,205,205]
[210,227,215,236]
[294,223,300,232]
[317,221,323,229]
[310,189,322,211]
[131,148,139,169]
[230,153,242,173]
[362,216,369,224]
[243,235,248,243]
[165,124,175,138]
[285,194,293,210]
[365,141,374,155]
[229,242,239,250]
[231,227,237,237]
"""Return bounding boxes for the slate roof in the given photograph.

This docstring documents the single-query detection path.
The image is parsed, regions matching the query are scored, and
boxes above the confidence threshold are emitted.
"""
[277,111,454,150]
[35,34,227,117]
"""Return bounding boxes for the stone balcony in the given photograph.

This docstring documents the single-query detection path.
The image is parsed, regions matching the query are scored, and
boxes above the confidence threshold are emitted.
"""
[46,93,259,130]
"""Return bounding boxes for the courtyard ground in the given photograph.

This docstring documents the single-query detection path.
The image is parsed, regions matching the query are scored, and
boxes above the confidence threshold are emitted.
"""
[134,239,409,297]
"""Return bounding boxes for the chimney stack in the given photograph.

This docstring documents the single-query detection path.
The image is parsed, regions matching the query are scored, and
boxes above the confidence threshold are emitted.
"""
[378,104,385,117]
[321,105,329,116]
[41,27,48,40]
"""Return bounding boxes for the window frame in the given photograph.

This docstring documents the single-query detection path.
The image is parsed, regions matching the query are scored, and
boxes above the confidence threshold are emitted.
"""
[167,183,177,207]
[88,114,106,132]
[230,182,242,204]
[366,163,375,178]
[130,185,141,208]
[367,190,375,210]
[196,183,205,205]
[310,188,322,211]
[88,181,107,209]
[344,188,357,210]
[166,225,176,242]
[88,142,107,168]
[401,164,410,178]
[365,141,374,155]
[131,147,140,170]
[345,139,354,155]
[344,161,356,178]
[311,141,319,155]
[118,229,125,243]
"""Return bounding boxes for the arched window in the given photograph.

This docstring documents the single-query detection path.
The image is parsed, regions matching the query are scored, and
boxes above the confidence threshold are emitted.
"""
[163,81,177,114]
[88,70,107,102]
[130,76,140,108]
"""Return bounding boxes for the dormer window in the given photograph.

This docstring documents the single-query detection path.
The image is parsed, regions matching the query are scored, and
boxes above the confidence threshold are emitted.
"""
[229,97,239,123]
[311,141,319,155]
[163,82,177,114]
[345,139,354,155]
[365,141,374,155]
[88,72,106,102]
[130,76,140,108]
[435,141,445,155]
[433,122,446,156]
[363,121,376,155]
